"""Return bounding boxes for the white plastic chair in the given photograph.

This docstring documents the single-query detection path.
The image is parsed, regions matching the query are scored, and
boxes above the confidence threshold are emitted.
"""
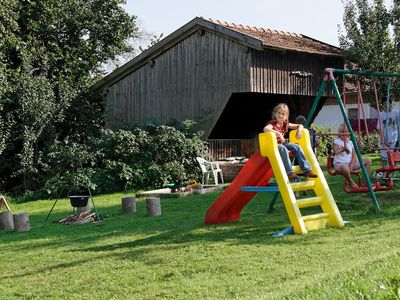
[196,157,224,185]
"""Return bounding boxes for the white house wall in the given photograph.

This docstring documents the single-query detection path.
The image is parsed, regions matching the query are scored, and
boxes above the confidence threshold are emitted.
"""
[313,103,378,130]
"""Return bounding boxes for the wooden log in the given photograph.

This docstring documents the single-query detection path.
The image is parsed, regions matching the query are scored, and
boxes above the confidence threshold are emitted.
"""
[122,196,136,214]
[0,211,14,230]
[146,197,161,216]
[13,212,30,232]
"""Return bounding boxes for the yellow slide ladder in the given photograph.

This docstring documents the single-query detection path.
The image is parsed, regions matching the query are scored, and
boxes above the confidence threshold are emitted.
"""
[258,129,344,235]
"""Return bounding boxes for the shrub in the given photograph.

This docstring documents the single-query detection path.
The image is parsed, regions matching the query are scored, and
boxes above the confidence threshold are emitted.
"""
[40,122,208,198]
[314,125,379,160]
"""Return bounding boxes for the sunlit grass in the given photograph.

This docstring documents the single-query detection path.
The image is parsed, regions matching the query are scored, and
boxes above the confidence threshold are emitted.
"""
[1,160,400,299]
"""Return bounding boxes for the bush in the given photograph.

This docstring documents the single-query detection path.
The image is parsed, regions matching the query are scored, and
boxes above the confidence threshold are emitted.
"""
[313,125,379,160]
[40,121,208,198]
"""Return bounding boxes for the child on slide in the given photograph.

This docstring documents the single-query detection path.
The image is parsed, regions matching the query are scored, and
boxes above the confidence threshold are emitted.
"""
[263,103,317,180]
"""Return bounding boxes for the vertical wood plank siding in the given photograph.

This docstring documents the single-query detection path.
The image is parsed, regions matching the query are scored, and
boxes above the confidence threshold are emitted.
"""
[250,49,340,95]
[104,27,343,149]
[105,30,251,133]
[207,139,259,159]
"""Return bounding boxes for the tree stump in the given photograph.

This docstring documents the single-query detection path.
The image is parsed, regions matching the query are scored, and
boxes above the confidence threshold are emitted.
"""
[146,197,161,216]
[0,211,14,230]
[122,196,136,214]
[13,212,30,232]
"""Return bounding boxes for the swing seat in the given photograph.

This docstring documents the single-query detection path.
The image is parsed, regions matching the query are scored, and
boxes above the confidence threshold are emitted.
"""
[386,151,400,172]
[370,151,400,190]
[326,153,361,177]
[343,180,393,193]
[327,154,361,192]
[327,154,392,193]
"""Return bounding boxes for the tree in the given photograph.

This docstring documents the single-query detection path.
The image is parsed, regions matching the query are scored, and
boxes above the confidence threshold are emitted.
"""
[339,0,400,105]
[340,0,397,72]
[0,0,138,192]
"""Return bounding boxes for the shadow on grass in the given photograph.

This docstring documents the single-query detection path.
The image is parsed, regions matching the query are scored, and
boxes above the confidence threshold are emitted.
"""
[0,192,296,248]
[0,257,96,280]
[2,179,400,255]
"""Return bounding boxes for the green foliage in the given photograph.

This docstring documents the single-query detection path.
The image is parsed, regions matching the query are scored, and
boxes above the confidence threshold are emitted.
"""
[59,89,105,142]
[340,0,396,72]
[312,125,334,158]
[15,74,56,175]
[340,0,400,103]
[138,33,164,52]
[357,131,380,153]
[315,124,379,159]
[42,123,208,198]
[0,0,138,192]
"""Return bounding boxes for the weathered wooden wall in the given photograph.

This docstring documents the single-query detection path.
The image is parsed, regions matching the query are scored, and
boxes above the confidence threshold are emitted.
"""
[207,139,259,159]
[105,30,251,135]
[250,49,341,95]
[104,27,343,140]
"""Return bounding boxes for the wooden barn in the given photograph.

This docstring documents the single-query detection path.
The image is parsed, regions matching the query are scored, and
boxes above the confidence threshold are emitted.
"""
[93,17,344,159]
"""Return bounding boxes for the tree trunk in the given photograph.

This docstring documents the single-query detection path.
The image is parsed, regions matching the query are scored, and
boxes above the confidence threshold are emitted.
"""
[13,212,30,232]
[146,197,161,216]
[122,196,136,214]
[0,211,14,230]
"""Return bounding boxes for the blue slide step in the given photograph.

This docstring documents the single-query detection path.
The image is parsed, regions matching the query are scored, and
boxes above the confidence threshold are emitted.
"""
[241,183,279,192]
[241,183,291,236]
[272,226,294,237]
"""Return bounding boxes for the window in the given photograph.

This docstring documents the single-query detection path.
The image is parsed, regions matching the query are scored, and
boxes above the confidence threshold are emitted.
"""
[370,107,378,119]
[348,108,358,120]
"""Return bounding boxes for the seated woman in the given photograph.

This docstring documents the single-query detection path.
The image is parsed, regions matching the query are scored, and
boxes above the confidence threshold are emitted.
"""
[333,123,372,188]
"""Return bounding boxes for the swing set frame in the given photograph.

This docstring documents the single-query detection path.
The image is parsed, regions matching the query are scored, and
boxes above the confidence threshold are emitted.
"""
[306,68,400,210]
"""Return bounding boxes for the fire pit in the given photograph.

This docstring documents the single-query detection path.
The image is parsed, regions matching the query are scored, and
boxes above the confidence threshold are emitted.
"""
[68,195,89,207]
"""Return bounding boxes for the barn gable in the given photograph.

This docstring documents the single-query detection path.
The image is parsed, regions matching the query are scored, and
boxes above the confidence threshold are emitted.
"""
[93,17,343,157]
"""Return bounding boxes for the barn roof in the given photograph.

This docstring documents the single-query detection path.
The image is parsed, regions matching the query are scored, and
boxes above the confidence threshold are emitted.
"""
[203,17,342,57]
[93,17,342,90]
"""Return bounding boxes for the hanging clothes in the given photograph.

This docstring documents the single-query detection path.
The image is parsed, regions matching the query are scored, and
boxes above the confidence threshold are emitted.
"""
[377,109,399,160]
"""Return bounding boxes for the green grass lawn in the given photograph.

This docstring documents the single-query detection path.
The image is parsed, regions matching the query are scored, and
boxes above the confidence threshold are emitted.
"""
[1,163,400,299]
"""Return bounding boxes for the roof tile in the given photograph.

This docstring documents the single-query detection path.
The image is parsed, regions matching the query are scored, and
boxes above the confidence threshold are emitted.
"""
[202,17,342,56]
